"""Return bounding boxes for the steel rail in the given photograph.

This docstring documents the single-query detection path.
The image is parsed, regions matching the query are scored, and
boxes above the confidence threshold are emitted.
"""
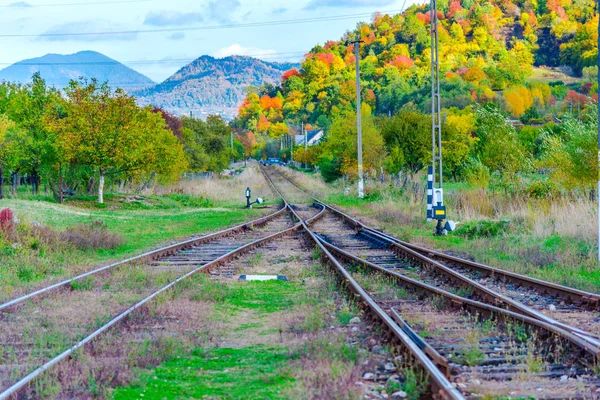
[270,168,600,343]
[0,222,302,399]
[364,228,600,309]
[0,205,288,312]
[262,167,464,400]
[318,238,600,365]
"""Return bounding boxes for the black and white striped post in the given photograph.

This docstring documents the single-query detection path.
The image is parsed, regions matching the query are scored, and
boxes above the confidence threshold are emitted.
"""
[427,166,433,222]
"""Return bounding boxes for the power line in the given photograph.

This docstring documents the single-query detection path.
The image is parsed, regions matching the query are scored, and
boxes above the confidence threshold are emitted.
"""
[0,0,152,7]
[0,9,403,38]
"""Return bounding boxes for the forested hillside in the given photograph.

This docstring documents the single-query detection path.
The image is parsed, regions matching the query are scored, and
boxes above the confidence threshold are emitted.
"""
[236,0,597,129]
[134,55,298,119]
[234,0,597,196]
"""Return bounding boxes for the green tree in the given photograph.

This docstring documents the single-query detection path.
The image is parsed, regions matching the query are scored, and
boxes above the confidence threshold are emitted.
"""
[541,105,597,193]
[2,74,61,194]
[318,105,386,181]
[47,80,186,203]
[377,109,430,176]
[475,105,530,183]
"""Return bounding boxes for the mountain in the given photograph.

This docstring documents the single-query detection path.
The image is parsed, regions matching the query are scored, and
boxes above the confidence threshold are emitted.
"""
[0,51,154,90]
[133,55,298,119]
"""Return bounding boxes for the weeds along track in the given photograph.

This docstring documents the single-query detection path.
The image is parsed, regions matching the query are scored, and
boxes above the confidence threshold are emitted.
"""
[367,230,600,338]
[0,200,326,398]
[270,167,600,343]
[262,167,463,399]
[263,166,600,399]
[317,227,600,399]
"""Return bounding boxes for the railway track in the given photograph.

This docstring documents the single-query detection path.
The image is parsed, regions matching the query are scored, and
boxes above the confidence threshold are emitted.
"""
[263,166,600,399]
[270,167,600,341]
[3,164,598,399]
[0,200,321,398]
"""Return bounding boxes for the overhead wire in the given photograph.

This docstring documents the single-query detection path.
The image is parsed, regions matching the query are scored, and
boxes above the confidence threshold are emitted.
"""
[0,0,152,7]
[0,9,404,38]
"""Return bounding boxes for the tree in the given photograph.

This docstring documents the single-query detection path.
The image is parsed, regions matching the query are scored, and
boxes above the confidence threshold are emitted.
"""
[181,115,232,172]
[2,74,62,194]
[442,110,477,179]
[47,80,186,203]
[541,105,597,193]
[475,104,530,182]
[377,109,430,176]
[0,115,18,199]
[318,105,386,181]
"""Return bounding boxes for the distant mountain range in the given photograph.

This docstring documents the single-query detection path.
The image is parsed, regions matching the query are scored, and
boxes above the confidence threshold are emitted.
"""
[0,52,298,119]
[0,51,155,90]
[133,55,298,119]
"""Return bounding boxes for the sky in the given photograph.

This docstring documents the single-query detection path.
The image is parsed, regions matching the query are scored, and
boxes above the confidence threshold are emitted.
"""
[0,0,420,82]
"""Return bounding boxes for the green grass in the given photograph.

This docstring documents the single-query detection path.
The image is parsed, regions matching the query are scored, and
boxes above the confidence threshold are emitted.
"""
[189,277,306,314]
[0,196,265,299]
[113,346,295,400]
[323,188,600,293]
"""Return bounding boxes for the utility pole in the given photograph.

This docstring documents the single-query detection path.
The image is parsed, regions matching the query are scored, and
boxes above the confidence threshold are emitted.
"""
[430,0,446,235]
[289,134,294,165]
[230,131,234,164]
[348,38,365,198]
[304,122,308,169]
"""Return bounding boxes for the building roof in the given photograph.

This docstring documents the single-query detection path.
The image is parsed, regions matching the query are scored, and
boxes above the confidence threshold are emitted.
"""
[295,129,323,146]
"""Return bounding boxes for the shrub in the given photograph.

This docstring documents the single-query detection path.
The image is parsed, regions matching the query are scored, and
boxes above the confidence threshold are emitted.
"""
[525,180,559,199]
[455,219,511,238]
[0,208,14,233]
[60,220,122,250]
[460,157,490,188]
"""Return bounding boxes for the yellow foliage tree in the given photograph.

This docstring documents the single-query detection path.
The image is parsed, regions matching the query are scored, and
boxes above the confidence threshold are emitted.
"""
[504,86,533,117]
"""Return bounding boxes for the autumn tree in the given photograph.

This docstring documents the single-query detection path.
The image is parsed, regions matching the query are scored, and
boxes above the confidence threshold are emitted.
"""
[377,108,430,176]
[318,105,386,182]
[47,80,187,203]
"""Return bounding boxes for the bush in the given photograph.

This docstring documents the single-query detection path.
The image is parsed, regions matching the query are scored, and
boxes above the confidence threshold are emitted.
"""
[0,208,14,233]
[60,220,122,250]
[455,219,511,238]
[460,158,490,188]
[525,180,559,199]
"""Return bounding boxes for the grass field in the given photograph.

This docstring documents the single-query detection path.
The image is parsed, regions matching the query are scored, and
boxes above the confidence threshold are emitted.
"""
[0,166,274,300]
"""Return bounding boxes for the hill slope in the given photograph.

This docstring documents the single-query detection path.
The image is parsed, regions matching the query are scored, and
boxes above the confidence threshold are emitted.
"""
[134,55,298,119]
[0,51,155,90]
[236,0,597,129]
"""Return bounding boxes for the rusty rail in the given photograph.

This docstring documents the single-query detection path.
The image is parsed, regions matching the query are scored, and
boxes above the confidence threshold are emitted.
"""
[0,222,302,399]
[366,228,600,309]
[0,205,288,312]
[319,238,600,366]
[269,167,600,344]
[262,167,465,400]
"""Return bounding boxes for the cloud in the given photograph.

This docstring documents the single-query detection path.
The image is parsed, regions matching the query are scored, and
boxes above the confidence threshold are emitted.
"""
[207,0,240,23]
[144,11,203,26]
[272,7,287,14]
[37,21,138,41]
[305,0,395,9]
[168,32,185,40]
[8,1,32,7]
[211,43,276,59]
